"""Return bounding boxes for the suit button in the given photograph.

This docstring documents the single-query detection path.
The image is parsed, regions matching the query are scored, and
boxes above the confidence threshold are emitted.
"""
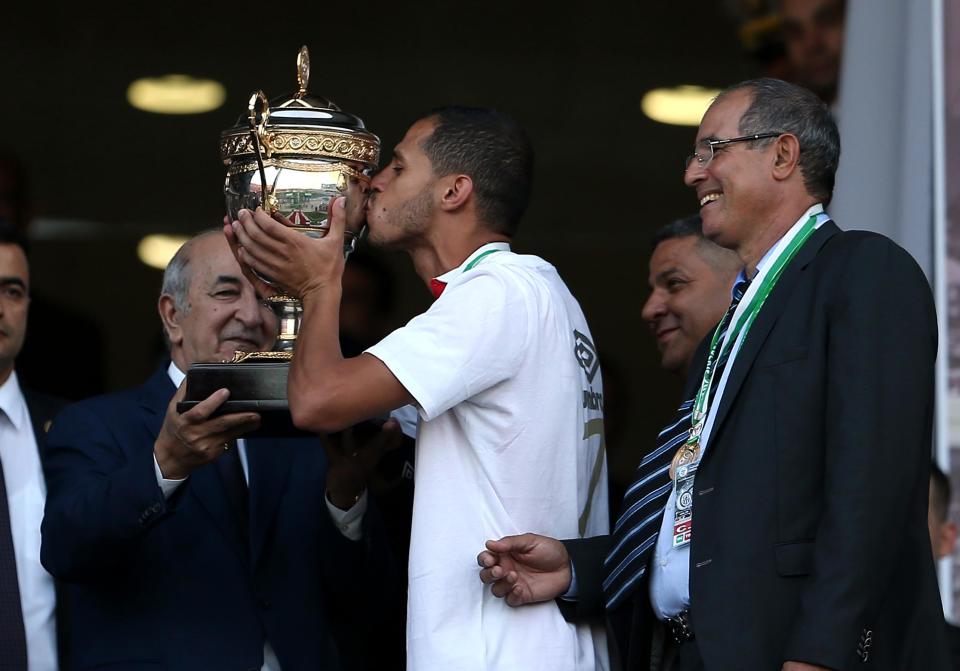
[258,598,271,610]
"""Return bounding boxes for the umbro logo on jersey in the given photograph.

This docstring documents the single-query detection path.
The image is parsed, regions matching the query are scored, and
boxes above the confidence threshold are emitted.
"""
[573,330,600,383]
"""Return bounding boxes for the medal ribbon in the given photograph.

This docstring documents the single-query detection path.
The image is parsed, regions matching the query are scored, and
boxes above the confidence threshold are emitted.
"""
[682,214,820,456]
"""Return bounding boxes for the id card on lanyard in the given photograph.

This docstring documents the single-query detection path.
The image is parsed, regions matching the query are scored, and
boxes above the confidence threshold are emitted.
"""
[670,211,826,548]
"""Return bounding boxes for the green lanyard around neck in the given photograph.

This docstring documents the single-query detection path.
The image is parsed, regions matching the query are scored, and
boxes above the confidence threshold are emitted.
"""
[462,248,503,272]
[686,214,819,448]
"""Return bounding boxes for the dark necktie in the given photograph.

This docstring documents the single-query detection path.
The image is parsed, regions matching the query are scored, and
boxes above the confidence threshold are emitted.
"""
[0,432,28,670]
[215,441,249,551]
[603,279,750,610]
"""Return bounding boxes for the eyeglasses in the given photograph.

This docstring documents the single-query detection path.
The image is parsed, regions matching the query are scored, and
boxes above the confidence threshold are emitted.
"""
[683,132,782,171]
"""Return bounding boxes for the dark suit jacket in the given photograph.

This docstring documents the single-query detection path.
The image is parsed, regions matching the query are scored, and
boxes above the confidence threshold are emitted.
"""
[947,621,960,670]
[563,223,950,670]
[22,387,69,665]
[40,366,389,671]
[23,387,65,447]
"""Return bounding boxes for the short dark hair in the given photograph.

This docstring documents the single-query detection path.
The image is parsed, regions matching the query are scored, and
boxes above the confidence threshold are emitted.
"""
[420,106,534,237]
[717,78,840,204]
[0,220,29,256]
[650,214,741,275]
[650,215,704,252]
[931,463,952,523]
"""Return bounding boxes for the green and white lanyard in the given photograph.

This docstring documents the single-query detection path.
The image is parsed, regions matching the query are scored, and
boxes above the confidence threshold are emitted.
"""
[672,213,822,477]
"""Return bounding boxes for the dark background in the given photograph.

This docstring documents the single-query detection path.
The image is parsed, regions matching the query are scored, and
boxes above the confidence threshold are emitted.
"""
[1,2,759,484]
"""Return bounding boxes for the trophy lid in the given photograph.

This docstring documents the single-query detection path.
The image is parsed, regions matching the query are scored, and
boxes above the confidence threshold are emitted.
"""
[220,46,380,168]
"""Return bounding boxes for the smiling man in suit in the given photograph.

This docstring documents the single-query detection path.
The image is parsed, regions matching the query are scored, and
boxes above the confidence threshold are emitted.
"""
[478,78,949,670]
[40,230,388,671]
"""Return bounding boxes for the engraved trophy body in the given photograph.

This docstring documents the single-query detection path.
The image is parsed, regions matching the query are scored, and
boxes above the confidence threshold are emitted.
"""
[179,47,380,434]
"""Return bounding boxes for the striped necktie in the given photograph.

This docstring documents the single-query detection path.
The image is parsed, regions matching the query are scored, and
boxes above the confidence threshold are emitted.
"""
[603,278,750,610]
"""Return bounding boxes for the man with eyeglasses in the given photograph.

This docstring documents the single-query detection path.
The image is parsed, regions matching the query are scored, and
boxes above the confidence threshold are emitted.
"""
[478,78,948,670]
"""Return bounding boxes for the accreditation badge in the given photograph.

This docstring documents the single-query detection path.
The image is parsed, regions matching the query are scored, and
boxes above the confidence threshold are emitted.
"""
[672,463,697,548]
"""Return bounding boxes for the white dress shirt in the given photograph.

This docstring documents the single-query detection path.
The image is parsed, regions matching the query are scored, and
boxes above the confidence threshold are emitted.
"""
[153,362,366,671]
[648,204,829,619]
[0,371,58,671]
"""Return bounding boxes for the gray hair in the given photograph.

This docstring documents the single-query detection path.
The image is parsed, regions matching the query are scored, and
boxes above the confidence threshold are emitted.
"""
[160,229,221,312]
[716,78,840,204]
[159,229,221,349]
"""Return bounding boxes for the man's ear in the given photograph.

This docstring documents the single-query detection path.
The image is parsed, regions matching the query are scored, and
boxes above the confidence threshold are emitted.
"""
[438,174,474,212]
[158,294,184,347]
[771,133,802,181]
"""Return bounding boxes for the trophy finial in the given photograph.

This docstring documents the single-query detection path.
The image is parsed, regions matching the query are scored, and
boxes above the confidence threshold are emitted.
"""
[296,46,310,98]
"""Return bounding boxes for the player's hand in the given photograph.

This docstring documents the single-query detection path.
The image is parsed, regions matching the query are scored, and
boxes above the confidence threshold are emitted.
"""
[227,196,348,300]
[477,533,572,606]
[222,213,280,301]
[324,418,404,509]
[154,382,261,479]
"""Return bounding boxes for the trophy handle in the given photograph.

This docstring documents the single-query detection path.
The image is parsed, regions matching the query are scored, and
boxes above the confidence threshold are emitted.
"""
[296,46,310,99]
[247,90,278,213]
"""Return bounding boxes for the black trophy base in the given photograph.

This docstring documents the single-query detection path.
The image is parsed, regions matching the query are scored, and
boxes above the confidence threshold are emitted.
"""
[177,361,309,437]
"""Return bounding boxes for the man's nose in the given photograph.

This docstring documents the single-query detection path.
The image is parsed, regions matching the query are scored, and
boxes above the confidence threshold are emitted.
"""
[641,290,666,324]
[684,160,706,188]
[369,168,387,192]
[236,293,267,326]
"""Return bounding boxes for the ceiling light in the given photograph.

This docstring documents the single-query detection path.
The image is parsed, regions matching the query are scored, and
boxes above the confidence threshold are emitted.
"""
[127,75,226,114]
[138,234,190,269]
[641,86,721,126]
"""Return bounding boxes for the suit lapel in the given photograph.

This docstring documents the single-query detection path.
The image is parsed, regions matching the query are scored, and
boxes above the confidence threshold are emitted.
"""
[136,367,174,440]
[708,222,840,446]
[22,390,60,456]
[247,437,297,568]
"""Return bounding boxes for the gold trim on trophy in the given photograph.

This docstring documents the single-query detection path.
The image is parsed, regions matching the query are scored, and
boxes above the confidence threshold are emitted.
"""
[264,294,295,304]
[230,350,295,363]
[226,158,371,184]
[220,129,381,165]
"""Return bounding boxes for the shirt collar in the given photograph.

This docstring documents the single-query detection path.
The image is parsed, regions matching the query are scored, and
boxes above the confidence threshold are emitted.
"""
[168,361,186,388]
[433,242,512,284]
[735,203,826,291]
[0,370,27,430]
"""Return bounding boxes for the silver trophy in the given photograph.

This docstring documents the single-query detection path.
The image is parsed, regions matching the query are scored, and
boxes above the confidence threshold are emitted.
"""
[180,46,380,430]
